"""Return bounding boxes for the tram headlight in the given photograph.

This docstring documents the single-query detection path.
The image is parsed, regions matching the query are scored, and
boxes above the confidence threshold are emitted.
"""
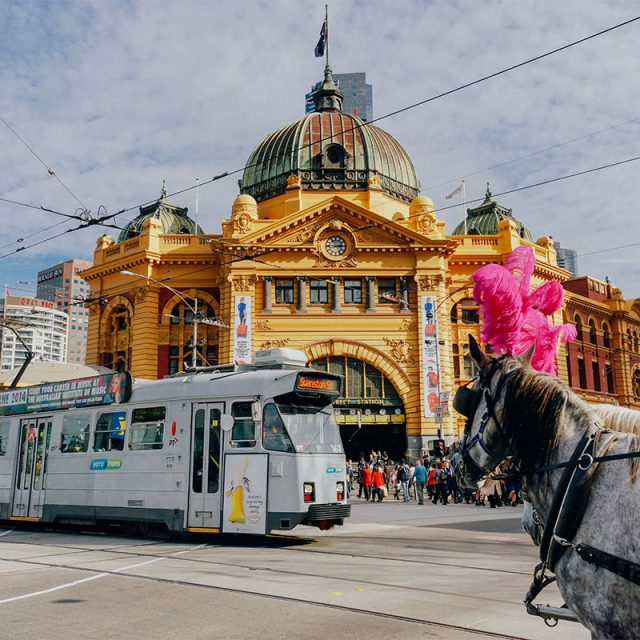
[336,481,345,501]
[303,482,315,502]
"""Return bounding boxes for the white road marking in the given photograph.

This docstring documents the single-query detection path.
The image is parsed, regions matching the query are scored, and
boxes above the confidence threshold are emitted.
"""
[0,530,13,538]
[0,543,205,605]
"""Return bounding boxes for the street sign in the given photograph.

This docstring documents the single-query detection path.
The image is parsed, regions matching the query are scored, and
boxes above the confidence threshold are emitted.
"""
[434,406,444,424]
[439,391,451,415]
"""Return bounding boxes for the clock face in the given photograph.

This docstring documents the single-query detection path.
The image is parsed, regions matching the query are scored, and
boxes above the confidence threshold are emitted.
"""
[325,235,347,257]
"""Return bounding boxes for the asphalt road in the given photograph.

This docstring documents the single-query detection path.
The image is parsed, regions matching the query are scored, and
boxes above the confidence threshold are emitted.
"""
[0,499,590,640]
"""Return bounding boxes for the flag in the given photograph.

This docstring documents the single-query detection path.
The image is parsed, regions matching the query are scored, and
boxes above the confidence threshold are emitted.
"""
[445,182,464,200]
[314,20,326,57]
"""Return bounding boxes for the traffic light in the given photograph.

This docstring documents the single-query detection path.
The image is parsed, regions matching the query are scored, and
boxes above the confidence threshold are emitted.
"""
[434,439,445,458]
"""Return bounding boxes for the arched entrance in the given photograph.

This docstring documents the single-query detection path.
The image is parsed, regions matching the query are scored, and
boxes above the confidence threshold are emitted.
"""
[310,354,406,462]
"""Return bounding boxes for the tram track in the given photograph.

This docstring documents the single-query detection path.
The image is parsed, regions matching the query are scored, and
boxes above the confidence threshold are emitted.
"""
[0,546,536,640]
[0,528,533,580]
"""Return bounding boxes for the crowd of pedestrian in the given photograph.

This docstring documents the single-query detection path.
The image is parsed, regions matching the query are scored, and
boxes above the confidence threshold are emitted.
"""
[346,451,522,508]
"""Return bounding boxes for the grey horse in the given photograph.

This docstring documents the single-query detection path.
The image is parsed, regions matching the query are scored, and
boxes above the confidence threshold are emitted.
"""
[454,337,640,640]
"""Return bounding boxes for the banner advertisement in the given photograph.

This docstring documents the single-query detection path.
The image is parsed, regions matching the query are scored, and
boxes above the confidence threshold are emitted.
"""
[222,454,268,534]
[0,372,132,416]
[421,295,442,418]
[233,294,252,364]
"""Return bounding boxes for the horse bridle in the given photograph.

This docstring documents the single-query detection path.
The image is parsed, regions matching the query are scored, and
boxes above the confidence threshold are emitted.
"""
[454,356,517,476]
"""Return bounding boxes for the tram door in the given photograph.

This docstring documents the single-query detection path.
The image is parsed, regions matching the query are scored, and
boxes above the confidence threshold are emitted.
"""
[188,403,223,530]
[12,416,52,520]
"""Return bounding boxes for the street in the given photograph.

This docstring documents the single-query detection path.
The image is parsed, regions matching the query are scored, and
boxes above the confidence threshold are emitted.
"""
[0,499,589,640]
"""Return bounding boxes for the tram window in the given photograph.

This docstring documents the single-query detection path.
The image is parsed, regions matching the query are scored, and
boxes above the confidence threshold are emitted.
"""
[61,414,90,453]
[94,411,127,452]
[262,403,295,453]
[0,418,9,455]
[129,407,165,450]
[230,402,256,448]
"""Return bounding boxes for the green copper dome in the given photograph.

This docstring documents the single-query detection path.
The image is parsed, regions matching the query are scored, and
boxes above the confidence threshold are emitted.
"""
[451,185,532,240]
[118,182,204,242]
[239,67,420,204]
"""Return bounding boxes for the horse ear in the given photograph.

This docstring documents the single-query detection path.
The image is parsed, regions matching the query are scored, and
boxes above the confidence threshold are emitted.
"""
[468,334,490,368]
[519,340,536,365]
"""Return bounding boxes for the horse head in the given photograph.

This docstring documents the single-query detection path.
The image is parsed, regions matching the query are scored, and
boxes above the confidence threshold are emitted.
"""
[453,335,534,488]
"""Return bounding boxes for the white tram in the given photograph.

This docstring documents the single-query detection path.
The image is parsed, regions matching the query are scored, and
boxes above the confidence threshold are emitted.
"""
[0,349,350,535]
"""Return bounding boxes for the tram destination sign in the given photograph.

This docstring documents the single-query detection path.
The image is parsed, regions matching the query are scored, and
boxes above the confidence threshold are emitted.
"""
[0,372,132,416]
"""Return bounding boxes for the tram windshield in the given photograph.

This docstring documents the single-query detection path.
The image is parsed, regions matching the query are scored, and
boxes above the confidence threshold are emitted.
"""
[274,392,343,454]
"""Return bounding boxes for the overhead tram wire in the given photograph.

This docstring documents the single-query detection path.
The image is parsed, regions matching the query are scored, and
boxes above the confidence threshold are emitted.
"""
[2,17,637,260]
[0,113,90,215]
[98,15,640,229]
[0,219,70,251]
[425,114,640,191]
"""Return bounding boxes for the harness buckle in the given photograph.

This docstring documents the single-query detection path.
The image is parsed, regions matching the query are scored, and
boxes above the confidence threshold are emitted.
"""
[577,453,593,471]
[552,535,575,548]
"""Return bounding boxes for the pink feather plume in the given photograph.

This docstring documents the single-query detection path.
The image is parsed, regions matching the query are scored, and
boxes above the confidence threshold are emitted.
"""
[470,246,576,374]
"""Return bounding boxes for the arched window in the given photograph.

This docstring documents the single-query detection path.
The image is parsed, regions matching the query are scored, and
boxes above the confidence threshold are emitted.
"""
[460,298,479,324]
[574,315,583,342]
[167,298,218,374]
[627,329,633,352]
[602,323,611,349]
[452,344,461,378]
[450,303,458,324]
[311,356,400,405]
[635,332,640,354]
[463,343,480,378]
[104,304,131,371]
[588,319,597,345]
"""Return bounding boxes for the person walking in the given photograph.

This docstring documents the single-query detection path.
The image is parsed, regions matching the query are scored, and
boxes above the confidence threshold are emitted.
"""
[397,461,410,502]
[361,463,373,501]
[412,459,428,505]
[432,460,448,505]
[371,465,386,502]
[427,462,437,500]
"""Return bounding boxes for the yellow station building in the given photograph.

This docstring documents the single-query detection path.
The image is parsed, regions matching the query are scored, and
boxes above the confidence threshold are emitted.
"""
[82,67,632,459]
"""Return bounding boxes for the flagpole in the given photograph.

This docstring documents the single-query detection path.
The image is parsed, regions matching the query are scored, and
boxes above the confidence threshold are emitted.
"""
[325,4,329,69]
[462,180,467,235]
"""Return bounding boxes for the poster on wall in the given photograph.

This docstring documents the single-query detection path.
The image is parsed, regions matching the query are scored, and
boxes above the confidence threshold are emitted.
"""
[233,294,252,364]
[421,295,442,418]
[222,454,268,534]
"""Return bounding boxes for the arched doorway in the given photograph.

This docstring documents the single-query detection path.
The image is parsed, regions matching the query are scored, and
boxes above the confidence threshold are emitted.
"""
[311,355,406,461]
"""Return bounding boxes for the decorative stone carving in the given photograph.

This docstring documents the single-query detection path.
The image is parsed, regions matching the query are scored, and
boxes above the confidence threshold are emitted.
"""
[416,212,437,235]
[416,274,443,291]
[312,249,357,269]
[158,329,170,342]
[233,213,253,235]
[401,318,416,331]
[368,174,383,190]
[255,320,272,331]
[260,338,290,349]
[230,275,256,292]
[133,286,147,304]
[286,174,301,189]
[383,338,415,366]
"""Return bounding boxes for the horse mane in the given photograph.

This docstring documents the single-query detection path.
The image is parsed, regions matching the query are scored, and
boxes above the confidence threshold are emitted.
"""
[501,364,570,468]
[591,403,640,436]
[501,364,640,469]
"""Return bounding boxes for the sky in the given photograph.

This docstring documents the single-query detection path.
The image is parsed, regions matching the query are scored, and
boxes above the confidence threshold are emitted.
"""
[1,0,639,298]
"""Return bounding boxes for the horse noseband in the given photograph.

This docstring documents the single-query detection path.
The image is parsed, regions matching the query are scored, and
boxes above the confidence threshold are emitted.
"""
[453,385,482,419]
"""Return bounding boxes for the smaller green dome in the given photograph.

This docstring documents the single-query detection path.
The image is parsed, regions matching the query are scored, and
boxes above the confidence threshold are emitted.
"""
[451,184,532,240]
[118,182,204,242]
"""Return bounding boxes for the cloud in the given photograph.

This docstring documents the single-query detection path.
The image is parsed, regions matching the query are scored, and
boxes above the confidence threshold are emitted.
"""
[0,0,638,297]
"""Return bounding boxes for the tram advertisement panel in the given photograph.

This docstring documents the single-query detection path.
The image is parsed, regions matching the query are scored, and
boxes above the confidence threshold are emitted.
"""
[222,454,267,534]
[233,294,252,364]
[421,295,442,418]
[0,372,132,416]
